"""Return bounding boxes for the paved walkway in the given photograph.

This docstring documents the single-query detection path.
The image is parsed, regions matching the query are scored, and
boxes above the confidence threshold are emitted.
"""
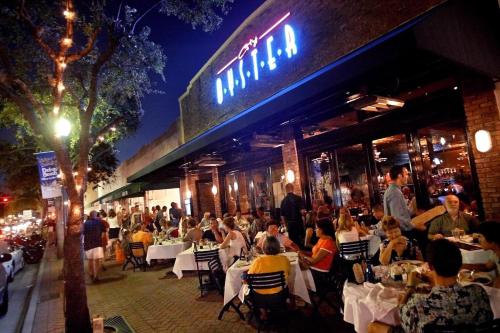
[28,250,355,333]
[30,247,65,333]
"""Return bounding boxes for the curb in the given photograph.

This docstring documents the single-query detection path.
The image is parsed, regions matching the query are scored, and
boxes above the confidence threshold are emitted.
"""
[20,247,50,333]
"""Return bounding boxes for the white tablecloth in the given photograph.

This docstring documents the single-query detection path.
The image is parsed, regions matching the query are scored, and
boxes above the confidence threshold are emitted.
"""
[146,241,189,264]
[445,237,490,264]
[223,252,316,306]
[343,281,500,333]
[172,246,229,279]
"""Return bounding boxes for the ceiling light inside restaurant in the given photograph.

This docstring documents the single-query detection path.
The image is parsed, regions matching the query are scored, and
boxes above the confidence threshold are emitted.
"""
[347,94,405,112]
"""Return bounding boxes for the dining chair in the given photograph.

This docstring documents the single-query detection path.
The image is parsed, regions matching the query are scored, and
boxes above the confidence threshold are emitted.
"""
[126,242,148,272]
[245,271,289,333]
[339,239,370,260]
[208,256,245,321]
[193,248,220,297]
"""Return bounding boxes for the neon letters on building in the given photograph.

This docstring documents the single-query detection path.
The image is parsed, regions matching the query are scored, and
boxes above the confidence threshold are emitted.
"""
[215,12,298,105]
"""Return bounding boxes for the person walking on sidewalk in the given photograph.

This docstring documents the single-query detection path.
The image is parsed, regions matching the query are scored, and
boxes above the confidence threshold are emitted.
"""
[84,210,106,283]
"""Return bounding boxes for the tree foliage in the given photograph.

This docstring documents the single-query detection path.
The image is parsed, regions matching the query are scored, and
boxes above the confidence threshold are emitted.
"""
[0,0,233,331]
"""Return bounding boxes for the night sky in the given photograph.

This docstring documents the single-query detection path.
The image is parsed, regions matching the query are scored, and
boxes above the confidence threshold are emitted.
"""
[116,0,266,162]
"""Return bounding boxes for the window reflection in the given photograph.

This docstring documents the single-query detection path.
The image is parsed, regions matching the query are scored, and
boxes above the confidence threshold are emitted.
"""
[418,123,477,214]
[308,152,335,207]
[372,134,415,214]
[336,144,370,213]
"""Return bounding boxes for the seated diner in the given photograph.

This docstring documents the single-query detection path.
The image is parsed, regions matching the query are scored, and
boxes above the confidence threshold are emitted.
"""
[299,218,337,282]
[463,221,500,288]
[247,236,291,295]
[428,194,479,240]
[182,217,203,247]
[399,239,493,333]
[256,220,300,252]
[378,216,421,266]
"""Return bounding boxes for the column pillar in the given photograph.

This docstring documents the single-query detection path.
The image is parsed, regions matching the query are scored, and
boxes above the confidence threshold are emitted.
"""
[281,127,303,196]
[212,168,223,217]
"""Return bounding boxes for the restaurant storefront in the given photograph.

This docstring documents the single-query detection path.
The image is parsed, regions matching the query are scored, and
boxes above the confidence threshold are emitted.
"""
[127,0,499,221]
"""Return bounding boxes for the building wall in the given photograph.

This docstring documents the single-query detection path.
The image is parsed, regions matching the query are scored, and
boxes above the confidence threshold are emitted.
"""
[179,0,447,142]
[84,121,180,208]
[463,81,500,220]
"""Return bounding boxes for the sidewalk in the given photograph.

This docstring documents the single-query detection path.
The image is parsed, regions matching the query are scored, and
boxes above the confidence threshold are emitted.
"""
[23,246,65,333]
[23,247,354,333]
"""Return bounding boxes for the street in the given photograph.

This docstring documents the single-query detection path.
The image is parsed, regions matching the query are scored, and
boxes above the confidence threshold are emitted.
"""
[0,263,39,333]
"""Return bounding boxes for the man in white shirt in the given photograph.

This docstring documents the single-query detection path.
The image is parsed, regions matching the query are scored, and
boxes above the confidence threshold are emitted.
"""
[256,220,299,252]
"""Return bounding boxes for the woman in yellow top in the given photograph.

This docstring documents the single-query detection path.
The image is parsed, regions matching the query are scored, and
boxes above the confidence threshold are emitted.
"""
[248,236,290,295]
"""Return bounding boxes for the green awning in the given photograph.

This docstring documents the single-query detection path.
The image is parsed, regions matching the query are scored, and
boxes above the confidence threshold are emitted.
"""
[90,182,145,205]
[89,180,180,205]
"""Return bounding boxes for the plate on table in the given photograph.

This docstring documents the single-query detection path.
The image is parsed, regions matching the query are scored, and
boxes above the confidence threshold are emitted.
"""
[459,270,493,286]
[391,260,425,275]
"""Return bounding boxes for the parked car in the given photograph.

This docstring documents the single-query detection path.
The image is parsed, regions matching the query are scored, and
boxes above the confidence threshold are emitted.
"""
[2,248,24,281]
[0,253,13,316]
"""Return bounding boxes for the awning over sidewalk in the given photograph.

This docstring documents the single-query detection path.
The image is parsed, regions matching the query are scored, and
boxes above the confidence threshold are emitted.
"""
[89,180,180,205]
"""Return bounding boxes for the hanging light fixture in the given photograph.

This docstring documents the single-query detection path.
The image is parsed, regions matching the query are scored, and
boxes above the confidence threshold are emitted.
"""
[211,184,218,196]
[475,130,492,153]
[233,181,239,192]
[286,169,295,183]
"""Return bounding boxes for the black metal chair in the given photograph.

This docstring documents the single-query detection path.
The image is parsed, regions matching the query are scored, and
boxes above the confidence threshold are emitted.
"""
[208,256,245,321]
[339,239,369,260]
[245,271,289,332]
[423,318,500,333]
[123,242,148,272]
[309,254,346,315]
[193,248,220,297]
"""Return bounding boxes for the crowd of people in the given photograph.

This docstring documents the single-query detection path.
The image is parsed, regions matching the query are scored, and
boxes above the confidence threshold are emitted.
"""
[82,164,499,331]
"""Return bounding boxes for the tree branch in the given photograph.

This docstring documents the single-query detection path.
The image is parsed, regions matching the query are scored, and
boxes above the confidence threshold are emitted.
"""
[0,44,47,123]
[92,116,125,143]
[78,27,119,183]
[66,28,100,63]
[18,3,57,61]
[131,0,162,34]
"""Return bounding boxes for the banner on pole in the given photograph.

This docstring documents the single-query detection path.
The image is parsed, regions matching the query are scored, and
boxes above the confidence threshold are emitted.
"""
[35,151,62,199]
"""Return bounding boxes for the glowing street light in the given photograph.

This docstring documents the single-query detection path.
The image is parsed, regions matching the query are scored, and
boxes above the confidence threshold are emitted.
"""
[55,118,71,137]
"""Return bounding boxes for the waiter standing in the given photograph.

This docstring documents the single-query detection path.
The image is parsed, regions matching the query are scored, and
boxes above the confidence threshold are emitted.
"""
[280,183,306,247]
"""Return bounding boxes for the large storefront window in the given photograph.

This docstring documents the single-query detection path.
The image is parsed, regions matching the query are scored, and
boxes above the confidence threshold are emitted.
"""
[372,134,415,210]
[225,171,252,214]
[417,122,477,213]
[249,167,272,213]
[337,144,370,212]
[271,163,286,212]
[308,152,335,206]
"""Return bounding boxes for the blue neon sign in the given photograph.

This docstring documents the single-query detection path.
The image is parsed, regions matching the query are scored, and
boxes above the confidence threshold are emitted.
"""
[215,13,298,105]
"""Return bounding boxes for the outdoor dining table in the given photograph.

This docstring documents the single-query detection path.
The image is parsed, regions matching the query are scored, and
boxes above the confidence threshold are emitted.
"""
[223,251,316,306]
[343,280,500,333]
[445,236,491,264]
[172,246,229,279]
[145,239,189,265]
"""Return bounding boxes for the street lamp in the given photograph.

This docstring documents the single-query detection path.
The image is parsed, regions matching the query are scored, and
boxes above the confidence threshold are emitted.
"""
[55,118,71,137]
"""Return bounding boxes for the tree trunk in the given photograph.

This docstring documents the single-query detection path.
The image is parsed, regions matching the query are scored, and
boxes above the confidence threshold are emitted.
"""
[63,199,92,333]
